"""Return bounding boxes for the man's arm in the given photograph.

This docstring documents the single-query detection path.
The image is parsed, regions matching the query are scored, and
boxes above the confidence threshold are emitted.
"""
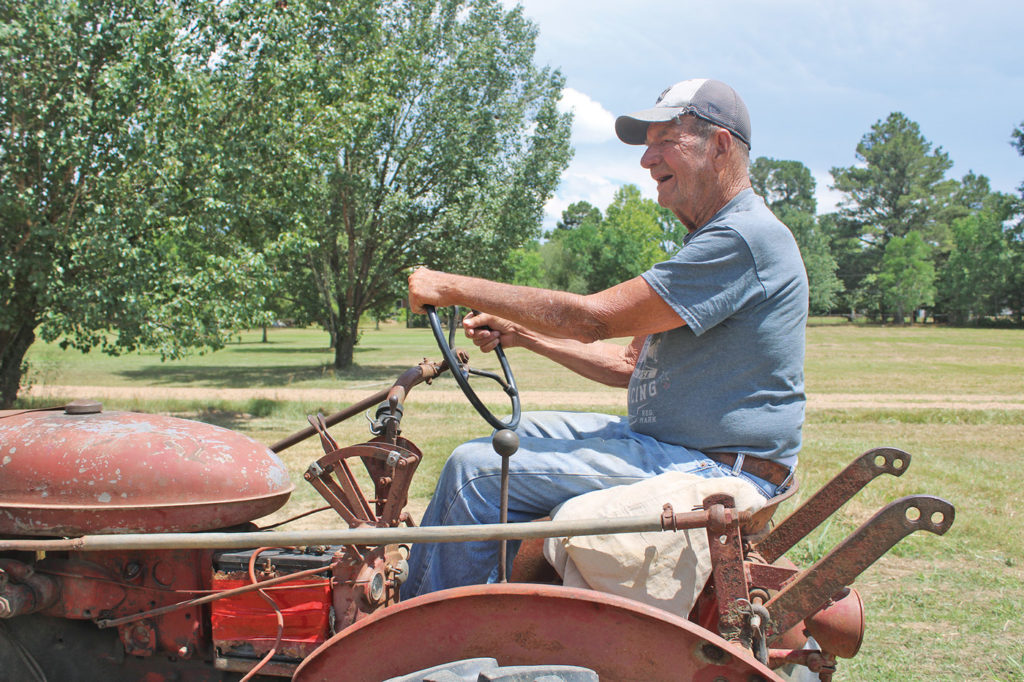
[408,269,685,342]
[464,312,646,388]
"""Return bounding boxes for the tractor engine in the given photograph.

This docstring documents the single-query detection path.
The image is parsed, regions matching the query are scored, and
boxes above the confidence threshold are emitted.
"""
[0,403,376,679]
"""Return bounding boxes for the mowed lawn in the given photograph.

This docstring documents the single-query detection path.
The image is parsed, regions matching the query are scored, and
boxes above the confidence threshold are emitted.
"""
[18,321,1024,681]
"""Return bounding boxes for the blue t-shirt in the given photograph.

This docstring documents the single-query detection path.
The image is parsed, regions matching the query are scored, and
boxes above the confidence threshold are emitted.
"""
[628,189,808,465]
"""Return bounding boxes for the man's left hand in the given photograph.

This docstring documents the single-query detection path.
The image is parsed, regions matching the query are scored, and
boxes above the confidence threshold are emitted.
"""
[408,267,453,314]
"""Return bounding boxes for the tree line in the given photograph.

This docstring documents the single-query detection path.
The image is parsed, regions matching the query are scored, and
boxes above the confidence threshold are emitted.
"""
[514,112,1024,327]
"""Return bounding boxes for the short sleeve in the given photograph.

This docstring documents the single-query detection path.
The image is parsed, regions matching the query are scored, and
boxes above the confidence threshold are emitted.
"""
[641,226,766,336]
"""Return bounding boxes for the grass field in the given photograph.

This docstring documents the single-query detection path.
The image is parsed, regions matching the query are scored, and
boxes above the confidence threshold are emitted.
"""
[16,320,1024,681]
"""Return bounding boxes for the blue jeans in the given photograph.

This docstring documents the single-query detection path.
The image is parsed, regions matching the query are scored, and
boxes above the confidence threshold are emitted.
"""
[401,411,782,598]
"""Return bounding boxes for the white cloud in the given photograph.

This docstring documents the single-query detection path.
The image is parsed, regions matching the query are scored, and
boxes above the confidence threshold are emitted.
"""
[558,88,616,145]
[811,169,844,215]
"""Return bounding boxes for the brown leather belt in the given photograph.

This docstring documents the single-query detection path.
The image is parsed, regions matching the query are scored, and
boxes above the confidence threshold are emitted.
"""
[704,452,792,487]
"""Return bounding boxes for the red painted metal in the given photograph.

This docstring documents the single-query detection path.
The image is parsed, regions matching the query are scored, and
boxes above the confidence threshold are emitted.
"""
[803,587,865,658]
[293,583,784,682]
[0,408,293,535]
[210,576,332,658]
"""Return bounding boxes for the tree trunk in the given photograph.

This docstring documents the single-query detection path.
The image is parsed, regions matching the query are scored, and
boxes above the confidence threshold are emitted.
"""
[0,323,37,408]
[334,329,355,369]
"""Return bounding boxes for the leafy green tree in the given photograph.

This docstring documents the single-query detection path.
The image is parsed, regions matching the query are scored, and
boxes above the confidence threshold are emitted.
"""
[593,185,668,291]
[544,185,666,294]
[778,207,844,314]
[509,242,545,288]
[1005,221,1024,325]
[0,0,271,407]
[751,157,843,314]
[750,157,817,215]
[938,211,1011,324]
[266,0,572,368]
[538,201,601,292]
[876,231,936,324]
[1006,122,1024,323]
[831,112,954,246]
[830,113,954,317]
[554,201,602,233]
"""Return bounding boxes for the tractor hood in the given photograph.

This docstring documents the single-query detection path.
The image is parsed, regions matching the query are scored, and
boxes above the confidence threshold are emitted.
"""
[0,403,294,536]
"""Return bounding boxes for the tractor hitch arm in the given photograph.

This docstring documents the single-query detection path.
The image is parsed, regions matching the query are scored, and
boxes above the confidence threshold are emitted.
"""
[763,494,954,642]
[753,447,911,564]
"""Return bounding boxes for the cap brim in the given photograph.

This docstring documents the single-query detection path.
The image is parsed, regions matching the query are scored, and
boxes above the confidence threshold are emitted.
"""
[615,107,685,145]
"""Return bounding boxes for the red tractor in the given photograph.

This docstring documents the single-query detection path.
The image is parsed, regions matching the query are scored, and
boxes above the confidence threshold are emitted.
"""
[0,312,954,681]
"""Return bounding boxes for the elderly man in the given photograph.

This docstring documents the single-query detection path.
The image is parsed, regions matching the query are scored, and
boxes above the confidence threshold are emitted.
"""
[402,78,808,598]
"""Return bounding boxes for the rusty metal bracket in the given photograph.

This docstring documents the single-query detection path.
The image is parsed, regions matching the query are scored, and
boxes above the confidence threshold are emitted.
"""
[702,494,751,646]
[753,447,911,564]
[304,439,422,529]
[763,494,954,642]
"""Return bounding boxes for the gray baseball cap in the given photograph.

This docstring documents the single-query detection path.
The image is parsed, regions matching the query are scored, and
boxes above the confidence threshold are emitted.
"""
[615,78,751,148]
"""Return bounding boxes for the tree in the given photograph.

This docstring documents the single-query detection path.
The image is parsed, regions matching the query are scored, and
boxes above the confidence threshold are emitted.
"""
[554,201,602,233]
[829,113,954,317]
[593,185,668,291]
[1006,122,1024,323]
[268,0,572,368]
[543,186,666,294]
[779,207,844,315]
[938,211,1010,324]
[750,157,816,215]
[508,242,545,288]
[831,113,954,246]
[0,0,272,407]
[876,232,936,324]
[751,157,843,314]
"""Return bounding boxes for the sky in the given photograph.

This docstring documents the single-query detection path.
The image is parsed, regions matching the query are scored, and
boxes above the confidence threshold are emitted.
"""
[504,0,1024,229]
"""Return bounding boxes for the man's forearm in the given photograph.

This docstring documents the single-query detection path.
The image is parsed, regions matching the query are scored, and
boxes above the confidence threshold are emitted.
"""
[515,328,638,388]
[413,272,611,343]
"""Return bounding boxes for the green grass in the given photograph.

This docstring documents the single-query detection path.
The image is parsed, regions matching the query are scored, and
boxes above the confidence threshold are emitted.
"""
[15,321,1024,681]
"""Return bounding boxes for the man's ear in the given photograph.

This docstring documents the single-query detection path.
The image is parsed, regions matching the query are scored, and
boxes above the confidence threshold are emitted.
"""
[710,128,733,168]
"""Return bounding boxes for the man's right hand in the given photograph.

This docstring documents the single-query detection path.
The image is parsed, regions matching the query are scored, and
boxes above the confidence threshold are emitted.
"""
[463,311,521,352]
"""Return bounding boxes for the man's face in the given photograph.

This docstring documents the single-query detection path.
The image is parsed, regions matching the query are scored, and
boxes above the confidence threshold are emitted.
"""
[640,118,712,230]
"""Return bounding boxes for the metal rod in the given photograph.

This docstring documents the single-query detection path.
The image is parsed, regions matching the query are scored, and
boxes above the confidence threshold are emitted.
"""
[498,453,510,582]
[269,361,445,453]
[269,388,389,453]
[0,511,724,553]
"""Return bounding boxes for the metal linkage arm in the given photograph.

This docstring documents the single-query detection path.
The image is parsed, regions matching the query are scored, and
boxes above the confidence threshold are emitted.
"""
[763,495,955,642]
[753,447,911,564]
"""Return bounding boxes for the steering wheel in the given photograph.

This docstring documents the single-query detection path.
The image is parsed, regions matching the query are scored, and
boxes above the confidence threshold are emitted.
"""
[425,305,521,431]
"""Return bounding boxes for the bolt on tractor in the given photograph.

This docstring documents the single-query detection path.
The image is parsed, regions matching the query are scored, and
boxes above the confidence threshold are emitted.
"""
[0,308,954,681]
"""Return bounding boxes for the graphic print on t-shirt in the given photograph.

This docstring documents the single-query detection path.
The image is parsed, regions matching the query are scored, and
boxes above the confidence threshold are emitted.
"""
[629,335,664,426]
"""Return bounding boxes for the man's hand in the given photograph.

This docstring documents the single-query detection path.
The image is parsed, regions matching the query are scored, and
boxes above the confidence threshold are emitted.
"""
[463,311,521,352]
[407,267,453,314]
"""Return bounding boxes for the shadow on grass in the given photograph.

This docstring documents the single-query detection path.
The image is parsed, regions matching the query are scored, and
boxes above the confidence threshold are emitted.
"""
[118,361,415,388]
[190,406,262,431]
[220,345,335,354]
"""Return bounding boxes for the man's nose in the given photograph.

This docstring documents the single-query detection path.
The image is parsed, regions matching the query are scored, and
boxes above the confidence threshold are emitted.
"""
[640,146,658,169]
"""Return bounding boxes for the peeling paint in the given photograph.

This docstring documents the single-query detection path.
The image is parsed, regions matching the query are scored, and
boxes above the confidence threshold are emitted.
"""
[0,409,293,535]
